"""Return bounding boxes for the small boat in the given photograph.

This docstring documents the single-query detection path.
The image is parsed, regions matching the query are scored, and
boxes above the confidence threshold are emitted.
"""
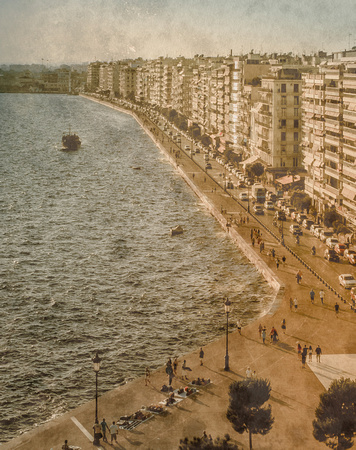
[132,166,141,170]
[170,225,184,236]
[62,130,81,151]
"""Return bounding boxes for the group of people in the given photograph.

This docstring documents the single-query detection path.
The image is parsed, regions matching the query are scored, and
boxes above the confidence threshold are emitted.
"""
[309,288,325,304]
[93,418,119,445]
[258,323,280,344]
[251,228,262,247]
[297,343,322,368]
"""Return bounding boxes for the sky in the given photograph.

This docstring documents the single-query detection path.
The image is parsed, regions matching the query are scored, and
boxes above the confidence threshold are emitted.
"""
[1,0,355,65]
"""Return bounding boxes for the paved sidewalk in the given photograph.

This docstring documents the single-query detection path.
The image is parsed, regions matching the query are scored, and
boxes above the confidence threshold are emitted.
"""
[4,99,356,450]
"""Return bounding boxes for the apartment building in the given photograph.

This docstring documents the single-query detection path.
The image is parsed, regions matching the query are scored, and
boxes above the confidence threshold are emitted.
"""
[87,62,101,92]
[302,52,356,225]
[250,67,302,175]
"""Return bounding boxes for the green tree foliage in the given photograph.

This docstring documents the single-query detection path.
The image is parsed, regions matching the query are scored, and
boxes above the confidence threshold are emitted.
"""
[290,192,312,212]
[179,434,238,449]
[324,209,341,229]
[168,109,178,122]
[201,134,212,148]
[174,115,188,131]
[250,162,264,179]
[227,379,274,450]
[313,378,356,449]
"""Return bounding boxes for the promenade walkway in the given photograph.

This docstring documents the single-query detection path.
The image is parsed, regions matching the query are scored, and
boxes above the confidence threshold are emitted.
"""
[3,97,356,450]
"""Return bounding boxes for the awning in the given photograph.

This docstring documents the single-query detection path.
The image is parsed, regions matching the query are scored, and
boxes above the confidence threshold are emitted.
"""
[342,186,356,201]
[303,155,314,166]
[241,155,260,167]
[276,175,301,185]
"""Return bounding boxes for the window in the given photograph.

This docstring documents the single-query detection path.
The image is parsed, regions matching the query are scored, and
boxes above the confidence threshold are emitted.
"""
[294,119,299,128]
[282,108,286,118]
[294,96,299,105]
[294,84,299,93]
[294,132,299,141]
[281,132,286,141]
[281,119,286,127]
[293,157,299,167]
[280,158,283,167]
[293,144,299,153]
[281,84,286,93]
[281,96,287,105]
[294,108,299,117]
[281,146,286,153]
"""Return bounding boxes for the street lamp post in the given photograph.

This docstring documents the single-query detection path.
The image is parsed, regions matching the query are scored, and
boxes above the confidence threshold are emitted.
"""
[224,297,231,371]
[247,184,250,213]
[92,352,102,445]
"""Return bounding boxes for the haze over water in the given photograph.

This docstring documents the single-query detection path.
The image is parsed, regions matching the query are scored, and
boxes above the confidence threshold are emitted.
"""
[0,94,273,443]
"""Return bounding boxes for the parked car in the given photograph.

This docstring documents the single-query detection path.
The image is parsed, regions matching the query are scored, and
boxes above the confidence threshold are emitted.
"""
[286,207,296,217]
[185,144,191,151]
[277,199,286,208]
[239,192,248,201]
[195,147,200,153]
[335,243,347,256]
[313,227,323,238]
[290,224,303,235]
[296,214,308,225]
[291,211,299,221]
[324,249,340,262]
[344,249,356,260]
[238,181,246,188]
[326,237,339,249]
[302,219,314,229]
[205,163,212,170]
[349,254,356,265]
[264,201,275,210]
[319,229,334,242]
[351,287,356,303]
[274,210,286,221]
[253,205,264,215]
[339,274,356,289]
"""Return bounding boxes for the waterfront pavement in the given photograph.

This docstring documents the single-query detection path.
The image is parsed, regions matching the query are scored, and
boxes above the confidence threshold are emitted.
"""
[4,98,356,450]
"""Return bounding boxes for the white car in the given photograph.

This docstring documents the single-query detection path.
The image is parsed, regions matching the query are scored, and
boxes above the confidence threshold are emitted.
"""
[264,201,275,210]
[326,237,339,249]
[339,274,356,289]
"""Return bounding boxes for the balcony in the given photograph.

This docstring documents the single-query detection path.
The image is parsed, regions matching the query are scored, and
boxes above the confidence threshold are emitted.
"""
[325,102,341,116]
[325,87,341,100]
[325,134,340,147]
[323,184,339,197]
[343,161,356,179]
[325,150,340,162]
[325,119,341,132]
[343,108,356,123]
[343,126,356,141]
[324,165,340,178]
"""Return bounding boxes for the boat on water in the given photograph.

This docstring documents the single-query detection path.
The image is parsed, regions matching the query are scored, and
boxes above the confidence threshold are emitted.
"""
[170,225,184,236]
[62,131,81,151]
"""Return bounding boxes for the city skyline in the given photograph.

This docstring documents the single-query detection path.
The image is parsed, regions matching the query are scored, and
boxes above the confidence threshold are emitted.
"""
[1,0,355,65]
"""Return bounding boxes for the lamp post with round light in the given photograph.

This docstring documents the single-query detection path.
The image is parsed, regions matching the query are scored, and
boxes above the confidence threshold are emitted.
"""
[224,297,231,371]
[92,352,102,445]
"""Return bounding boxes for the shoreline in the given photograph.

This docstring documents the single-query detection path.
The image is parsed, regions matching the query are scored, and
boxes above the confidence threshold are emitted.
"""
[4,96,356,449]
[81,94,283,313]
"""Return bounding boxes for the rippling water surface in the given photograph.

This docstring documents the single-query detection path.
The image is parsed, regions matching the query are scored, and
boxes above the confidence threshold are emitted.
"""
[0,94,273,443]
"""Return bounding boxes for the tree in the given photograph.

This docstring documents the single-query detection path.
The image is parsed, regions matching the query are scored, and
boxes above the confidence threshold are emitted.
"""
[250,162,264,179]
[168,109,178,122]
[290,192,312,213]
[227,378,274,449]
[324,209,341,229]
[179,434,238,449]
[313,378,356,449]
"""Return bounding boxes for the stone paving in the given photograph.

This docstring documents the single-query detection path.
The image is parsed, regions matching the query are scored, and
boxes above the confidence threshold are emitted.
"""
[3,98,356,450]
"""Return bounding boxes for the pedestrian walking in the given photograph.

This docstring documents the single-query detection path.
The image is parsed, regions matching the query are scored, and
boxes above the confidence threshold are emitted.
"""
[294,297,298,312]
[145,367,151,386]
[282,255,286,265]
[258,323,263,338]
[252,237,255,247]
[62,440,70,450]
[315,345,322,362]
[289,297,293,311]
[199,347,204,365]
[310,289,315,304]
[296,271,302,284]
[297,342,302,358]
[319,289,324,304]
[276,257,280,269]
[301,346,307,368]
[93,421,102,444]
[335,302,340,317]
[109,421,119,444]
[237,319,242,335]
[262,327,266,344]
[252,370,257,378]
[308,345,313,362]
[281,319,286,333]
[101,418,108,442]
[173,357,178,375]
[166,358,174,385]
[246,367,252,378]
